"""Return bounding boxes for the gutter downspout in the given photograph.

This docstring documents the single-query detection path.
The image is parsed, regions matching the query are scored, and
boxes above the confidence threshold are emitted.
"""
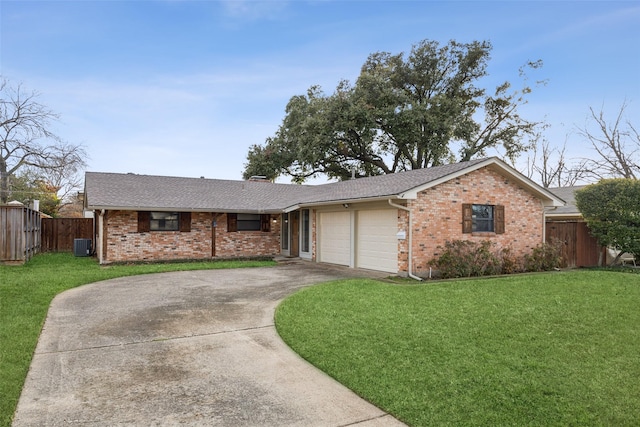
[388,199,423,281]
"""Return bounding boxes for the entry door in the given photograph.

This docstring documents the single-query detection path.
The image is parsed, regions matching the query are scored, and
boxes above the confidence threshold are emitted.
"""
[290,211,299,257]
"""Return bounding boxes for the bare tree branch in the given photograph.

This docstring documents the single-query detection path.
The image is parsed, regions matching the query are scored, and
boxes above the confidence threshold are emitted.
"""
[526,136,590,188]
[577,100,639,180]
[0,78,88,207]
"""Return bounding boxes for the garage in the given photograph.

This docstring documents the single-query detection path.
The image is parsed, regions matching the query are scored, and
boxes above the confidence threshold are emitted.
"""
[318,211,351,266]
[356,209,398,273]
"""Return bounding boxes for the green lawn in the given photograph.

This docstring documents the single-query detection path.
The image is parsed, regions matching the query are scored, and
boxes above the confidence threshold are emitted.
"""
[0,252,275,427]
[276,270,640,426]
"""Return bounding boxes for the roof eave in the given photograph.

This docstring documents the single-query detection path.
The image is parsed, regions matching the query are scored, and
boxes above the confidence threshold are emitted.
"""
[545,211,583,219]
[285,195,406,212]
[85,205,284,214]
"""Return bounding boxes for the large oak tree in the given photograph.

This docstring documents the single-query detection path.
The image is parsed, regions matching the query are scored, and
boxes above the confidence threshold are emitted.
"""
[244,39,544,182]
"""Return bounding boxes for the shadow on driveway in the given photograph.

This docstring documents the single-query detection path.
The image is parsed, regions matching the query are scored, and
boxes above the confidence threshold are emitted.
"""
[13,261,407,426]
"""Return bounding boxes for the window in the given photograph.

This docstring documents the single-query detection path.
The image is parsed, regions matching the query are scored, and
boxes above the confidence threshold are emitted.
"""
[138,211,191,232]
[238,213,261,231]
[462,204,504,234]
[473,204,494,232]
[301,209,310,253]
[150,212,179,231]
[227,213,271,232]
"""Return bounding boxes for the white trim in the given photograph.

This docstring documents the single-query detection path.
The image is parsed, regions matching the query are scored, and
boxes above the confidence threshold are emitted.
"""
[349,210,356,268]
[299,208,312,259]
[280,212,290,257]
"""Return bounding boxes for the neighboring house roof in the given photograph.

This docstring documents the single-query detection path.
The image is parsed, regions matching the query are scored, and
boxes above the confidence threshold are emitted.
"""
[546,186,588,218]
[84,157,565,213]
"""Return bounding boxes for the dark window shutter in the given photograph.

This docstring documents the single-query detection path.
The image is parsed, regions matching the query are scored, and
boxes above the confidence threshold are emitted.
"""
[227,213,237,232]
[179,212,191,232]
[495,205,505,234]
[138,211,150,233]
[261,214,271,232]
[462,204,473,233]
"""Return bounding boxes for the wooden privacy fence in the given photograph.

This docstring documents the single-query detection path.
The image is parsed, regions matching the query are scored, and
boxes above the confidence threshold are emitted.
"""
[41,218,94,252]
[546,220,603,268]
[0,204,41,265]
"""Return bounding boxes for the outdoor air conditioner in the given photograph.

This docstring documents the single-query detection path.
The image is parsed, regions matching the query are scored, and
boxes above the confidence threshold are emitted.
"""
[73,239,92,257]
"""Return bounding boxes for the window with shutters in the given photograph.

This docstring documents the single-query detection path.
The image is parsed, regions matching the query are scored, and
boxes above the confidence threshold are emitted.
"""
[227,213,271,232]
[462,204,504,234]
[138,211,191,232]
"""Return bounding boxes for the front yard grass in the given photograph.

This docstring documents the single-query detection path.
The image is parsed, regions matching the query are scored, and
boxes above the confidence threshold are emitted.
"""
[0,252,275,427]
[276,270,640,426]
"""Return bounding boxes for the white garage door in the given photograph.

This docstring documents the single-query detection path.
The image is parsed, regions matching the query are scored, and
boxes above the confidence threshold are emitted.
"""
[318,211,351,266]
[357,210,398,273]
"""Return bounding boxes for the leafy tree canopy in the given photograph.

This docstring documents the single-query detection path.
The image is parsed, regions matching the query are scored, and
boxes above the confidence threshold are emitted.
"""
[9,170,61,217]
[575,179,640,260]
[243,39,544,182]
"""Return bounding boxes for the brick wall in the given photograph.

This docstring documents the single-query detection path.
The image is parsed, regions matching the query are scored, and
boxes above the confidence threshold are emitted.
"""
[215,213,281,258]
[409,166,545,275]
[397,209,409,273]
[103,211,280,263]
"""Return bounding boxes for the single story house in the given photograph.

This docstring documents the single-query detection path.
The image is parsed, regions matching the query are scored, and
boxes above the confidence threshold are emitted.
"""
[83,157,565,276]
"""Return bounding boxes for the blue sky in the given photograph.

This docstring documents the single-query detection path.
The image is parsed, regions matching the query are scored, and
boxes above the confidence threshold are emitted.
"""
[1,0,639,183]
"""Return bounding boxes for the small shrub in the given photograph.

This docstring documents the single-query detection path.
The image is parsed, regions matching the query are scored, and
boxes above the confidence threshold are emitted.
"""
[500,246,525,275]
[524,239,563,272]
[430,240,503,279]
[430,239,562,279]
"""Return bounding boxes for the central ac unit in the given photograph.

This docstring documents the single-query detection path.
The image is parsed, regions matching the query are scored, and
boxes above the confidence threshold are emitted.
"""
[73,239,92,257]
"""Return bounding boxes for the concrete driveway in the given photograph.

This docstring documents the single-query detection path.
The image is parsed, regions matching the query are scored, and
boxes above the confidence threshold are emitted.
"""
[13,261,406,426]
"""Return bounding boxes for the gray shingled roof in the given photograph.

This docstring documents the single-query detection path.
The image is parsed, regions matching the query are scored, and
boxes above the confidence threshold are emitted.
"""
[85,158,558,212]
[547,186,587,216]
[84,173,314,213]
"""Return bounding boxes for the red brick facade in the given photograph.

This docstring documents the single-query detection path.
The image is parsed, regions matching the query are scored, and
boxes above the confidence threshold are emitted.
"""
[101,211,280,264]
[406,166,545,275]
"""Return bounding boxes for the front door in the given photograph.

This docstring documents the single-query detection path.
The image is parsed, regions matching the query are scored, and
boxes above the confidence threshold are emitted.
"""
[290,211,299,257]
